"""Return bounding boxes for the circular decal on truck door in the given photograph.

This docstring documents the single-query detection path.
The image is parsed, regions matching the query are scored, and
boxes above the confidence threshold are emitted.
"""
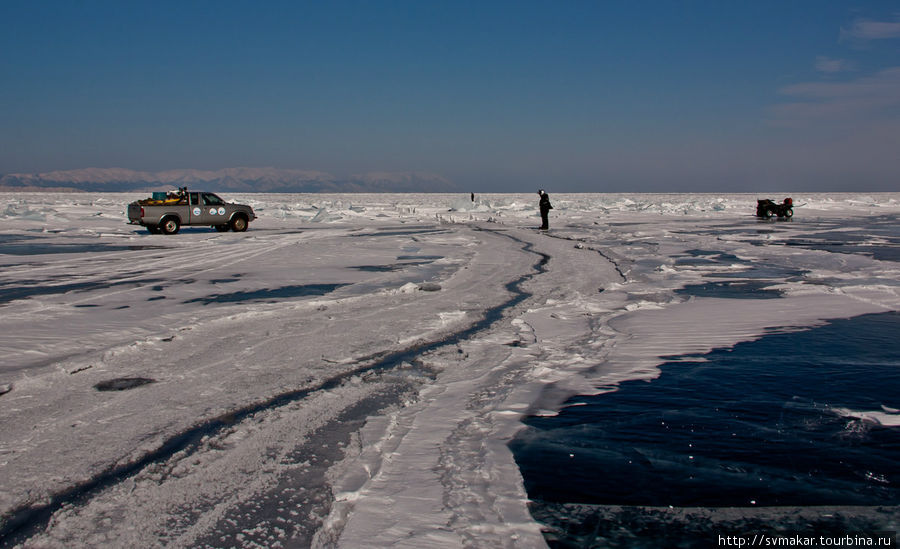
[193,207,201,216]
[209,208,217,215]
[217,207,226,215]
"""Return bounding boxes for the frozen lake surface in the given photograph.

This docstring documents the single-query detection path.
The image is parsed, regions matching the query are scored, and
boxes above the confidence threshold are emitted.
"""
[512,312,900,546]
[0,192,898,547]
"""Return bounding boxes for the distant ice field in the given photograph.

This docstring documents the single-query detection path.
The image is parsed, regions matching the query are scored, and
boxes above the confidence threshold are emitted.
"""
[0,192,898,548]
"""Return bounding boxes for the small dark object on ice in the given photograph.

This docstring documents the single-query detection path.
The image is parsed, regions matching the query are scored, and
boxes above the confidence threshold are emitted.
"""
[418,282,442,292]
[756,197,794,219]
[95,377,155,391]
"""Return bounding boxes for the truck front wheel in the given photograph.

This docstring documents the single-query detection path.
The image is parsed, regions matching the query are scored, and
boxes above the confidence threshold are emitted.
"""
[160,217,181,235]
[230,215,248,232]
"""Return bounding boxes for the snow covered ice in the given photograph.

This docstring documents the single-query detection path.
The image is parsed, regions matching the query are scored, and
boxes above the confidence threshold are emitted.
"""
[0,192,899,547]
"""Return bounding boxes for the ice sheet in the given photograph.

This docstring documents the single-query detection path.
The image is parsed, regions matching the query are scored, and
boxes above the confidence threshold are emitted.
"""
[0,191,898,547]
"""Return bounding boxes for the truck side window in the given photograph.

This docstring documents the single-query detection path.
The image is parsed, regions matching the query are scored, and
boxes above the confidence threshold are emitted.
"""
[202,193,224,205]
[189,192,200,205]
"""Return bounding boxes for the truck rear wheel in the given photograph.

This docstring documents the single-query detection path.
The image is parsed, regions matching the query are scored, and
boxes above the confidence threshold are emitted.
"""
[230,215,248,232]
[160,217,180,235]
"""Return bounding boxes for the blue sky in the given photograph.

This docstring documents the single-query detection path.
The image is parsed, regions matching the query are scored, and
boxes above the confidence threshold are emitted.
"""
[2,1,899,192]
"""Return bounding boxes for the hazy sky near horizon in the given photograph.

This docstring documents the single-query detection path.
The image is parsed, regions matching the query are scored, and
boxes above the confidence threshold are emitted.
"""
[2,1,899,192]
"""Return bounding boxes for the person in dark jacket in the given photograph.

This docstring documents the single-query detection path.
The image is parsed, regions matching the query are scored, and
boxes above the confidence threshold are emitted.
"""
[538,189,553,230]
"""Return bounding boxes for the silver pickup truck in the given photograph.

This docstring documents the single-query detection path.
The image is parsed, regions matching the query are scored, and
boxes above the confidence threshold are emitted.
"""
[127,189,257,234]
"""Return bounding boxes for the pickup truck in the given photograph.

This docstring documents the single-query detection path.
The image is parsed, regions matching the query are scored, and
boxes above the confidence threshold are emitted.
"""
[127,189,257,234]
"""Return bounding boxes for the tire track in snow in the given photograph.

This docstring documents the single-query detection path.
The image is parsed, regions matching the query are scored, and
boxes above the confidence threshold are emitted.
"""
[0,226,550,548]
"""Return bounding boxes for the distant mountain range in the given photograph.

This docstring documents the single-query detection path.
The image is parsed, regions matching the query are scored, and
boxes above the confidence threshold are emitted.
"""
[0,167,459,193]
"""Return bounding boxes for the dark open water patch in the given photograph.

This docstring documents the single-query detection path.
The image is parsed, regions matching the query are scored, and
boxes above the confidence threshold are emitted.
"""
[776,215,900,263]
[715,265,809,281]
[0,278,166,305]
[778,236,900,262]
[349,259,438,273]
[0,242,168,255]
[350,228,447,238]
[685,215,900,263]
[511,312,900,544]
[210,274,243,284]
[674,249,806,299]
[0,235,41,245]
[676,280,783,299]
[530,503,897,549]
[396,255,443,260]
[677,250,747,268]
[676,249,809,283]
[350,264,405,273]
[183,283,350,304]
[94,377,155,391]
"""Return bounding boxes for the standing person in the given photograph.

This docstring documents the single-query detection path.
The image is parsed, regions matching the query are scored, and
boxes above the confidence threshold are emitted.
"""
[538,189,553,230]
[471,192,475,202]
